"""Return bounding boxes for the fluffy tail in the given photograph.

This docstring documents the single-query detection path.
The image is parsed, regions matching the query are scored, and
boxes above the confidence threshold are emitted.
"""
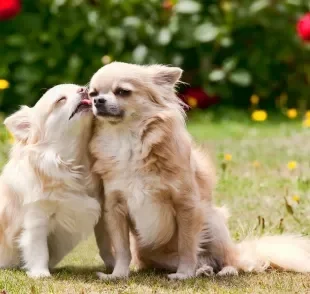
[235,235,310,273]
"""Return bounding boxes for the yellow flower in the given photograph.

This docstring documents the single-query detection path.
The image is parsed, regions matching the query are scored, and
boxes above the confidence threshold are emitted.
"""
[251,110,267,122]
[252,160,260,168]
[287,108,297,119]
[292,195,300,203]
[224,153,232,161]
[0,79,9,90]
[287,161,297,170]
[187,96,198,108]
[250,94,259,105]
[101,55,112,65]
[303,118,310,128]
[306,111,310,119]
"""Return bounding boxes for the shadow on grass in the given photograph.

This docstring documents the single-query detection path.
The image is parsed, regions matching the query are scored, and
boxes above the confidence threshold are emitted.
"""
[52,265,276,290]
[52,266,104,281]
[53,266,171,281]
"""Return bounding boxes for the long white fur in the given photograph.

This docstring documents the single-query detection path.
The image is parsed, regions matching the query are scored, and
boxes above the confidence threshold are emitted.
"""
[0,84,102,278]
[236,235,310,273]
[197,205,310,275]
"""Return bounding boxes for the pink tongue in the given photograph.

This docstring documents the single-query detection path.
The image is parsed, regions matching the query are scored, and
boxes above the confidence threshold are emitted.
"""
[81,99,92,105]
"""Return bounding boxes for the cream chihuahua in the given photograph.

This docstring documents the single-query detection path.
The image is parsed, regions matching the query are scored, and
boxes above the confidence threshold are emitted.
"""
[90,62,310,280]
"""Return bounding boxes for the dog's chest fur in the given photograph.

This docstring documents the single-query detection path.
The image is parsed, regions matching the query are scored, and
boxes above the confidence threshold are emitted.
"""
[4,152,101,235]
[92,125,176,247]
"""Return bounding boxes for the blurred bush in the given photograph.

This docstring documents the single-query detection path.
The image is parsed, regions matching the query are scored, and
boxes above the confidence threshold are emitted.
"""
[0,0,310,112]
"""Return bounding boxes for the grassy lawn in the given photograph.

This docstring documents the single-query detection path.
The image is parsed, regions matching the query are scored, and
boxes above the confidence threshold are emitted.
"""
[0,109,309,293]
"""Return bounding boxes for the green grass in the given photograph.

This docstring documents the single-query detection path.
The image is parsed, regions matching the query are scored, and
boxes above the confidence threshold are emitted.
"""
[0,110,309,293]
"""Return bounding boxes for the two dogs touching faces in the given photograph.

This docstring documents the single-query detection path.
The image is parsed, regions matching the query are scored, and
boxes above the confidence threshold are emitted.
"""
[0,62,309,280]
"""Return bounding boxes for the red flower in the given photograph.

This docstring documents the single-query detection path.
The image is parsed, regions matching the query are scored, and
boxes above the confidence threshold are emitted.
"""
[297,13,310,42]
[0,0,21,21]
[180,87,220,109]
[162,0,174,10]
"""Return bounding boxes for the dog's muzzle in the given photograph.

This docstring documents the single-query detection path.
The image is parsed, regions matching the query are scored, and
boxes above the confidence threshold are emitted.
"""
[93,97,124,118]
[69,88,92,120]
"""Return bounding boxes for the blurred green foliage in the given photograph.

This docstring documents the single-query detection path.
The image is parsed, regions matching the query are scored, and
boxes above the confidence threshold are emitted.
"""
[1,0,310,112]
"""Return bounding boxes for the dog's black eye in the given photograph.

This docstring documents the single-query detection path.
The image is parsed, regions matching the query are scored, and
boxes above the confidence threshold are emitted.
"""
[115,88,131,97]
[89,90,98,97]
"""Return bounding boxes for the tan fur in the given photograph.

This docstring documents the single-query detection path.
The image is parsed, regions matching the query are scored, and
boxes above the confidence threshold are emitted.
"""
[89,62,227,280]
[90,62,310,280]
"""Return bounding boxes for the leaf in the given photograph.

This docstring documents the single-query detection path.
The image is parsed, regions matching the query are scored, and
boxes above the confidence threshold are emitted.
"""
[6,35,26,47]
[194,23,219,43]
[87,11,99,27]
[220,37,233,47]
[261,217,265,230]
[172,54,183,66]
[22,51,41,64]
[229,70,252,86]
[175,0,202,14]
[209,69,225,82]
[106,27,124,41]
[157,28,172,46]
[223,58,237,72]
[68,55,82,71]
[278,218,284,233]
[250,0,269,14]
[14,66,43,83]
[284,197,294,215]
[221,161,227,172]
[286,0,301,5]
[123,16,141,28]
[132,45,148,64]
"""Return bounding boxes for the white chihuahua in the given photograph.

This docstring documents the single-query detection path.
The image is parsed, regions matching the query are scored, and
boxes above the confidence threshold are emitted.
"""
[0,84,102,278]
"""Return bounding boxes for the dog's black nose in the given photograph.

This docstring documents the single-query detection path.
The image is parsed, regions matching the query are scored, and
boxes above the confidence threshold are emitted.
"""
[94,97,106,106]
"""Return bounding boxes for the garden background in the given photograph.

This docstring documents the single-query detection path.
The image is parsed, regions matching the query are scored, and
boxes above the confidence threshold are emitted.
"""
[0,1,310,293]
[1,0,310,113]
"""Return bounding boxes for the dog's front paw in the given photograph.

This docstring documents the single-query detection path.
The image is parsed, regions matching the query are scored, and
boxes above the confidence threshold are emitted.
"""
[167,273,193,280]
[97,271,128,281]
[196,265,214,277]
[27,269,51,279]
[217,266,238,276]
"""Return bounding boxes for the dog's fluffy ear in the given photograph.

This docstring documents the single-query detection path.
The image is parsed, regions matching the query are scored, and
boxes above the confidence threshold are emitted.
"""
[150,65,183,87]
[4,106,32,142]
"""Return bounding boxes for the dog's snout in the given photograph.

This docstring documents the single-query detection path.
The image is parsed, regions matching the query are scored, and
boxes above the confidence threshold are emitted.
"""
[94,97,106,106]
[78,87,88,100]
